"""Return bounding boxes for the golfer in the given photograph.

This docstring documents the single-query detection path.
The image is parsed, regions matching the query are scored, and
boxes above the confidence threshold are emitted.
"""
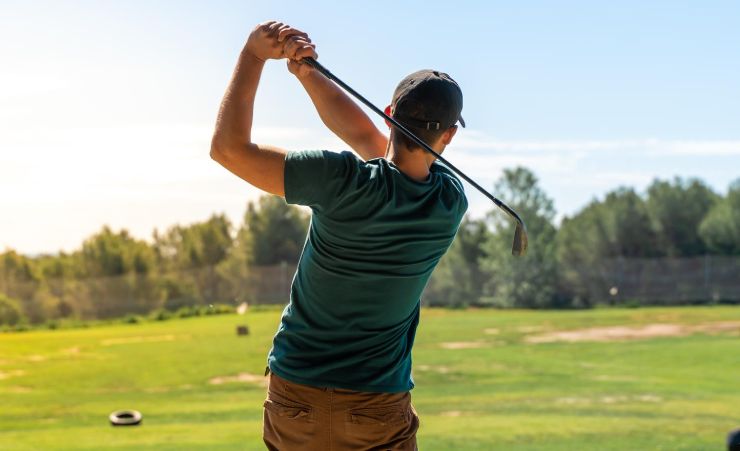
[211,21,468,450]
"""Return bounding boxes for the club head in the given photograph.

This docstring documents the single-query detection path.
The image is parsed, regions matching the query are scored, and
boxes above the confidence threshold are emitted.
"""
[512,222,528,256]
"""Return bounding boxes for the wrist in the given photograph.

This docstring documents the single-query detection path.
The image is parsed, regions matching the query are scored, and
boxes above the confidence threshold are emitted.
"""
[241,48,267,64]
[295,66,320,82]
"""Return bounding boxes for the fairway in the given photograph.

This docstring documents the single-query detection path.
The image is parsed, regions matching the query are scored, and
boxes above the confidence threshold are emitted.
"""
[1,306,739,450]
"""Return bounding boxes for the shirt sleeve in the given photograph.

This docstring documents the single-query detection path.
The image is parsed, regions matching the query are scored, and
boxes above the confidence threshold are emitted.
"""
[431,161,469,218]
[284,150,357,213]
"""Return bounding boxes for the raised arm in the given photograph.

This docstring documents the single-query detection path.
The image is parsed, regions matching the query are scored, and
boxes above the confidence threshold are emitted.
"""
[282,33,388,161]
[210,21,308,196]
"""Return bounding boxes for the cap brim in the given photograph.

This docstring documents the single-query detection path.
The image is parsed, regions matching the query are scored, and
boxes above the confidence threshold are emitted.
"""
[458,115,466,128]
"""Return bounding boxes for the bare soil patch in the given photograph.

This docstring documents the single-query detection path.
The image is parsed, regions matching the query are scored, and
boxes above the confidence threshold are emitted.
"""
[101,334,185,346]
[209,372,266,386]
[0,369,25,380]
[3,386,32,393]
[439,341,487,349]
[557,394,662,405]
[415,365,451,374]
[526,321,740,343]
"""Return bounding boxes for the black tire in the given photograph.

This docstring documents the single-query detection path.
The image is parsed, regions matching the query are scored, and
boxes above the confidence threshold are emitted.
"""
[109,410,142,426]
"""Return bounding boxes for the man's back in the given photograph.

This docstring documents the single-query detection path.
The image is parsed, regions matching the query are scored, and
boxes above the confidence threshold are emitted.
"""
[268,150,468,392]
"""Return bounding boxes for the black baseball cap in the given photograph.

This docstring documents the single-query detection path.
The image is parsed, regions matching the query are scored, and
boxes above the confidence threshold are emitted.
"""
[391,69,465,131]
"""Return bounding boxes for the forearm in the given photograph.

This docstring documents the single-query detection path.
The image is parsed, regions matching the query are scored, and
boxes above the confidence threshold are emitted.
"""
[297,70,386,159]
[212,50,265,152]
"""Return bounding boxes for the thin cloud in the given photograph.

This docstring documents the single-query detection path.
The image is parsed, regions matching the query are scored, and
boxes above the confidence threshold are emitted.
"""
[453,133,740,156]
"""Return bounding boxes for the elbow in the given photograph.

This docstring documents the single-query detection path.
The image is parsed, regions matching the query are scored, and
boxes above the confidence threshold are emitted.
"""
[210,135,229,162]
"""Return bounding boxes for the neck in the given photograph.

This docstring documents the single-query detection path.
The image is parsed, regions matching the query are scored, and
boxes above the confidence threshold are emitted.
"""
[385,141,436,182]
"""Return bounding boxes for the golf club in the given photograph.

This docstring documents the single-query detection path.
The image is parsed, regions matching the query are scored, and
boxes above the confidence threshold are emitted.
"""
[302,57,528,256]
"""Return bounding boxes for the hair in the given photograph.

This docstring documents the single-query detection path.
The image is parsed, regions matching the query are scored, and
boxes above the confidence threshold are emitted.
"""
[391,124,446,152]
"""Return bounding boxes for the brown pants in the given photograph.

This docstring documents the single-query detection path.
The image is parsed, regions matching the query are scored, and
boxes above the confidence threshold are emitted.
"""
[263,372,419,450]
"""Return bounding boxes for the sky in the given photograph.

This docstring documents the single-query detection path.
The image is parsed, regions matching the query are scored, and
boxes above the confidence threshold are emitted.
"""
[1,0,738,255]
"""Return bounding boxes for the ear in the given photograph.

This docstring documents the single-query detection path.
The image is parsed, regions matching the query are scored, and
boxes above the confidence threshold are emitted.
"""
[441,125,458,145]
[383,105,392,129]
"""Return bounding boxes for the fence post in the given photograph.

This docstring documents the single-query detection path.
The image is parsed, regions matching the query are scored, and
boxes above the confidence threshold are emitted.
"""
[703,254,712,302]
[280,261,287,297]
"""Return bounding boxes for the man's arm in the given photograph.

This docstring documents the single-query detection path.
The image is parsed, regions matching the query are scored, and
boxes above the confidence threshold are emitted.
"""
[283,34,388,161]
[210,21,309,196]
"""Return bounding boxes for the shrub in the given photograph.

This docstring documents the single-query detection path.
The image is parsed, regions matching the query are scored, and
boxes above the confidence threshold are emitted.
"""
[122,314,141,324]
[0,293,26,326]
[149,308,172,321]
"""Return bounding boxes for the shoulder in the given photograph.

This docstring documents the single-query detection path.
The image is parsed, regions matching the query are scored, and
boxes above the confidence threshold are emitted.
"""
[431,161,469,214]
[286,149,358,166]
[431,161,465,194]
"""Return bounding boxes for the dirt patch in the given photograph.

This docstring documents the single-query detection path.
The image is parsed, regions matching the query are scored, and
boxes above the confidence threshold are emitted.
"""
[440,410,463,417]
[3,386,32,393]
[27,355,47,362]
[525,322,740,343]
[144,386,171,393]
[592,374,640,382]
[61,346,80,355]
[557,394,662,405]
[0,369,25,380]
[209,372,266,386]
[101,334,185,346]
[439,341,487,349]
[415,365,451,374]
[483,328,500,335]
[518,326,547,333]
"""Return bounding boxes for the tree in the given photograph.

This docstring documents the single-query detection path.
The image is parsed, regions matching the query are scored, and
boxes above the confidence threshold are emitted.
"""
[480,167,560,308]
[559,187,660,263]
[216,208,257,303]
[79,226,159,317]
[81,226,156,277]
[152,214,234,304]
[247,196,310,265]
[425,217,490,307]
[557,187,663,305]
[647,177,718,256]
[699,179,740,255]
[0,293,26,326]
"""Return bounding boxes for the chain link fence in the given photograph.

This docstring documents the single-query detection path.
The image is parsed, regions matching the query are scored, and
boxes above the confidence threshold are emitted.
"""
[2,257,738,324]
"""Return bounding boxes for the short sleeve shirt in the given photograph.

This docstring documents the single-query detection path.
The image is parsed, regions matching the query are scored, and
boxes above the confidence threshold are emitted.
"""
[267,150,468,392]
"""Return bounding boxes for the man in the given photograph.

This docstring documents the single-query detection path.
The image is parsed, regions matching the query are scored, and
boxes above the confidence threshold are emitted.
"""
[211,21,468,450]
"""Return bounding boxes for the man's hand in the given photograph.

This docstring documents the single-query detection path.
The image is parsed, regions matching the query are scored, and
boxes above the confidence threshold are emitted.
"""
[245,21,310,62]
[283,32,318,78]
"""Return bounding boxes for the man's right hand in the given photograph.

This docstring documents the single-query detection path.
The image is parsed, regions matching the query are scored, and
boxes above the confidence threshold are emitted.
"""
[283,32,318,78]
[245,21,310,62]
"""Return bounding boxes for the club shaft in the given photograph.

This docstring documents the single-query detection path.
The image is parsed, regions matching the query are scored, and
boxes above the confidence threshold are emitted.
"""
[302,58,524,226]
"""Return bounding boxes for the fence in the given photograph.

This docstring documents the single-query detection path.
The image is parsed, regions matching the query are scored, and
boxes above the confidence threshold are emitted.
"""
[2,257,738,324]
[562,256,740,305]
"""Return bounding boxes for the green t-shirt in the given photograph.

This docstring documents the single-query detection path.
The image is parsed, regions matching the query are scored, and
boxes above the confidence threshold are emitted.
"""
[267,150,468,393]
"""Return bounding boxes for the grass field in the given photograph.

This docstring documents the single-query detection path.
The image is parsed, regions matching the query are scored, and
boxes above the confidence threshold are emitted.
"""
[1,306,739,450]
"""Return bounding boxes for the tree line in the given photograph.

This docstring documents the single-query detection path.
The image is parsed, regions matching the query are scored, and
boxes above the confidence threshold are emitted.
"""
[1,167,739,327]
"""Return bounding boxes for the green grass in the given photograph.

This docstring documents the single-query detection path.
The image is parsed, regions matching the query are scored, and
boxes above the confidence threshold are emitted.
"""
[1,306,739,450]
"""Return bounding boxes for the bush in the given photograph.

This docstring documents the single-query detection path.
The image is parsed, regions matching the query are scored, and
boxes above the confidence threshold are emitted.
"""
[122,314,141,324]
[149,308,172,321]
[0,293,26,326]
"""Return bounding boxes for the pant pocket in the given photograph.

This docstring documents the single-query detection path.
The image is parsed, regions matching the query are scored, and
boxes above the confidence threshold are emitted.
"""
[348,406,410,426]
[264,389,315,422]
[342,405,419,451]
[263,389,317,451]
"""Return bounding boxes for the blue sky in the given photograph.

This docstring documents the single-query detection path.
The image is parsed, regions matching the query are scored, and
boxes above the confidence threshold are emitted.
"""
[1,0,738,254]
